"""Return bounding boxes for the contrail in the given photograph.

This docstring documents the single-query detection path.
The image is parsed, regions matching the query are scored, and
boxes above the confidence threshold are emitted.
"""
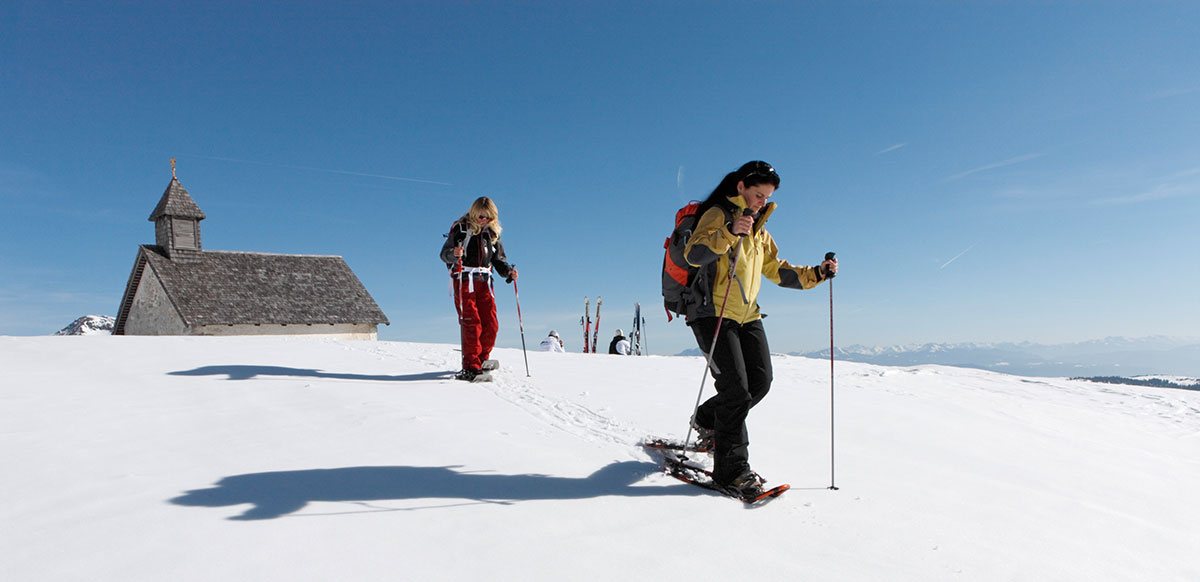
[944,153,1041,182]
[197,155,454,186]
[876,143,907,155]
[940,244,976,269]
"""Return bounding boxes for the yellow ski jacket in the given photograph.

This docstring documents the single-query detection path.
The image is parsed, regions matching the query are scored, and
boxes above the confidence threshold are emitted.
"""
[683,194,826,324]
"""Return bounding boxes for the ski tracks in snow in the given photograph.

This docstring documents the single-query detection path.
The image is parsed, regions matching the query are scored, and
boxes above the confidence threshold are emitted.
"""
[478,374,644,447]
[348,340,644,447]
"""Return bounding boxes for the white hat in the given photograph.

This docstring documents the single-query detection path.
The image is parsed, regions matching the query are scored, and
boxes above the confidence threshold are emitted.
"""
[615,329,624,337]
[548,330,558,337]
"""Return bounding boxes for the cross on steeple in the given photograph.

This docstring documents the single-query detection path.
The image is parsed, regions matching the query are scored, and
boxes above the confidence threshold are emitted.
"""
[149,164,206,260]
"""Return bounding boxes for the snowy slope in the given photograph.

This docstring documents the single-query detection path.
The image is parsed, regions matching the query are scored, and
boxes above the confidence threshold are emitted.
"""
[2,336,1198,581]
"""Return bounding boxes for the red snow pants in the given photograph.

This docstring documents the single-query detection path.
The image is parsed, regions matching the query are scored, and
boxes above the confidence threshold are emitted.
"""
[453,275,498,371]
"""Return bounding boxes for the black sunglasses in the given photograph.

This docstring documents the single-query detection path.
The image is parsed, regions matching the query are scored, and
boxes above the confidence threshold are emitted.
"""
[741,161,776,182]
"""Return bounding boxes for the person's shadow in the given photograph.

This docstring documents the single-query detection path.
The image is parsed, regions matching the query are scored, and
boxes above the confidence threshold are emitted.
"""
[169,365,452,382]
[170,461,693,520]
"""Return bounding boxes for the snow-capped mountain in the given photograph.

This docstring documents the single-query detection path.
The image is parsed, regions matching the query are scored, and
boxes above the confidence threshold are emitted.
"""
[54,315,115,336]
[792,336,1200,377]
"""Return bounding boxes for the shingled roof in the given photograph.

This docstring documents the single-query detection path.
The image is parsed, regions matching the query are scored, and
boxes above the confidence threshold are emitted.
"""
[136,245,389,327]
[148,178,206,221]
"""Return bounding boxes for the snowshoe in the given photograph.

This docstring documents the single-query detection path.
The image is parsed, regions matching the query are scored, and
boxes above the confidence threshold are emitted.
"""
[650,449,789,505]
[481,359,500,371]
[689,416,716,452]
[642,437,712,454]
[454,368,493,383]
[724,468,767,501]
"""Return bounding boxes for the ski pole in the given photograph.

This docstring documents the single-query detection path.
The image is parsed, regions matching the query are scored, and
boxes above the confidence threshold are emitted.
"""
[825,251,838,491]
[510,274,530,377]
[455,229,473,326]
[454,245,464,325]
[682,208,753,454]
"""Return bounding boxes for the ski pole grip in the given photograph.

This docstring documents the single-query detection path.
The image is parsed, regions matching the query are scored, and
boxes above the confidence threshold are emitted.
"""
[823,252,836,279]
[736,208,754,237]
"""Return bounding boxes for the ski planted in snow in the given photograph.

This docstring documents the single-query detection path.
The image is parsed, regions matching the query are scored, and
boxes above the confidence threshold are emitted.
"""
[630,302,643,355]
[582,296,591,353]
[591,296,602,355]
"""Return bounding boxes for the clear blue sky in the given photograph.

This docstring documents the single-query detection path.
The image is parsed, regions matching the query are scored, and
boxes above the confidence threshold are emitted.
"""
[3,1,1198,356]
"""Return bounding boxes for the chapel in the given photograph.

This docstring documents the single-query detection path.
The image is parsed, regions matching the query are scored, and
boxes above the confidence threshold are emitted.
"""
[113,162,389,339]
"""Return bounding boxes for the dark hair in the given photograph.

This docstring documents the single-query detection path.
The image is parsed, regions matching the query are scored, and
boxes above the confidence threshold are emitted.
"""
[698,160,780,214]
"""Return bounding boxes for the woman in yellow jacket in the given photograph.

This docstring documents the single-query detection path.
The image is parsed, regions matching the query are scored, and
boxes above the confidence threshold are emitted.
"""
[683,160,838,495]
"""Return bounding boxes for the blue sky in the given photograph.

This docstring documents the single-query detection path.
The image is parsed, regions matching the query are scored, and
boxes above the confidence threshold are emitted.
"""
[3,1,1198,356]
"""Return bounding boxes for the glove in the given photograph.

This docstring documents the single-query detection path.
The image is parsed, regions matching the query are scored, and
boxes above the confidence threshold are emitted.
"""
[820,252,837,279]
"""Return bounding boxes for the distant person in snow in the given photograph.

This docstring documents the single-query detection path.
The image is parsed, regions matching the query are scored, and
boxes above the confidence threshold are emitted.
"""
[539,330,565,353]
[440,196,517,381]
[682,160,837,498]
[608,329,631,355]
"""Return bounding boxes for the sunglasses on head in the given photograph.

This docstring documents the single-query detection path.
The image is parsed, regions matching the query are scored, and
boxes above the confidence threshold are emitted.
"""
[741,161,776,182]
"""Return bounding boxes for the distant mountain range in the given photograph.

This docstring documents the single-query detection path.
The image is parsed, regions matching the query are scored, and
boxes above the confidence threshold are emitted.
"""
[677,336,1199,377]
[790,336,1200,378]
[55,315,1195,379]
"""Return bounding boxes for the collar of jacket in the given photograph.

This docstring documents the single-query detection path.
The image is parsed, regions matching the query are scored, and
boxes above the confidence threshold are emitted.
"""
[459,218,498,240]
[724,195,777,233]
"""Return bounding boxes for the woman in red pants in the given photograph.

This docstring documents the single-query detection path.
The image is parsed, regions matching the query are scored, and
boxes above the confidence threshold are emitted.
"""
[440,197,518,381]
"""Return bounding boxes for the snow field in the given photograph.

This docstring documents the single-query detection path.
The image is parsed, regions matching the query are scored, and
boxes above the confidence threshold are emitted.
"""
[2,335,1198,581]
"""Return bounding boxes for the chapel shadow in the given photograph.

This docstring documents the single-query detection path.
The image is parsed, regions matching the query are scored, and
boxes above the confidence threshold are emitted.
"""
[169,365,453,382]
[170,461,691,520]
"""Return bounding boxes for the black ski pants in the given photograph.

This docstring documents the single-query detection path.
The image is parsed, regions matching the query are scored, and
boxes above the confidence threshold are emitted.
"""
[690,317,772,485]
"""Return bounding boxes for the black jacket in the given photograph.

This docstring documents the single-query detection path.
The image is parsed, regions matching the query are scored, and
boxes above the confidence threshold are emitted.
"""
[440,220,513,280]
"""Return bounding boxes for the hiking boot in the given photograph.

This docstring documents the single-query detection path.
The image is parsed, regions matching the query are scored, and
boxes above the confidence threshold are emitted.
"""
[481,359,500,371]
[455,368,484,381]
[726,468,766,499]
[689,415,715,452]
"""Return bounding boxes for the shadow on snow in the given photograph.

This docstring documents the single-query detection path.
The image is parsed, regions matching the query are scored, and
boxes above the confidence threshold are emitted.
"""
[168,365,453,382]
[170,461,693,520]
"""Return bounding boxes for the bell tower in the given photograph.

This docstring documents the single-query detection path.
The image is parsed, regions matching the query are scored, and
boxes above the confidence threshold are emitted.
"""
[148,158,206,261]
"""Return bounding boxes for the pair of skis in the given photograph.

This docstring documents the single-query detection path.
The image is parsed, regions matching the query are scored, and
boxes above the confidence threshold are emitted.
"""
[581,296,602,353]
[629,302,646,356]
[582,298,648,355]
[642,439,790,505]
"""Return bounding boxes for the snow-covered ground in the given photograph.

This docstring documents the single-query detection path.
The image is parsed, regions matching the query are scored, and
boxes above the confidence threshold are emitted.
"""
[3,336,1198,581]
